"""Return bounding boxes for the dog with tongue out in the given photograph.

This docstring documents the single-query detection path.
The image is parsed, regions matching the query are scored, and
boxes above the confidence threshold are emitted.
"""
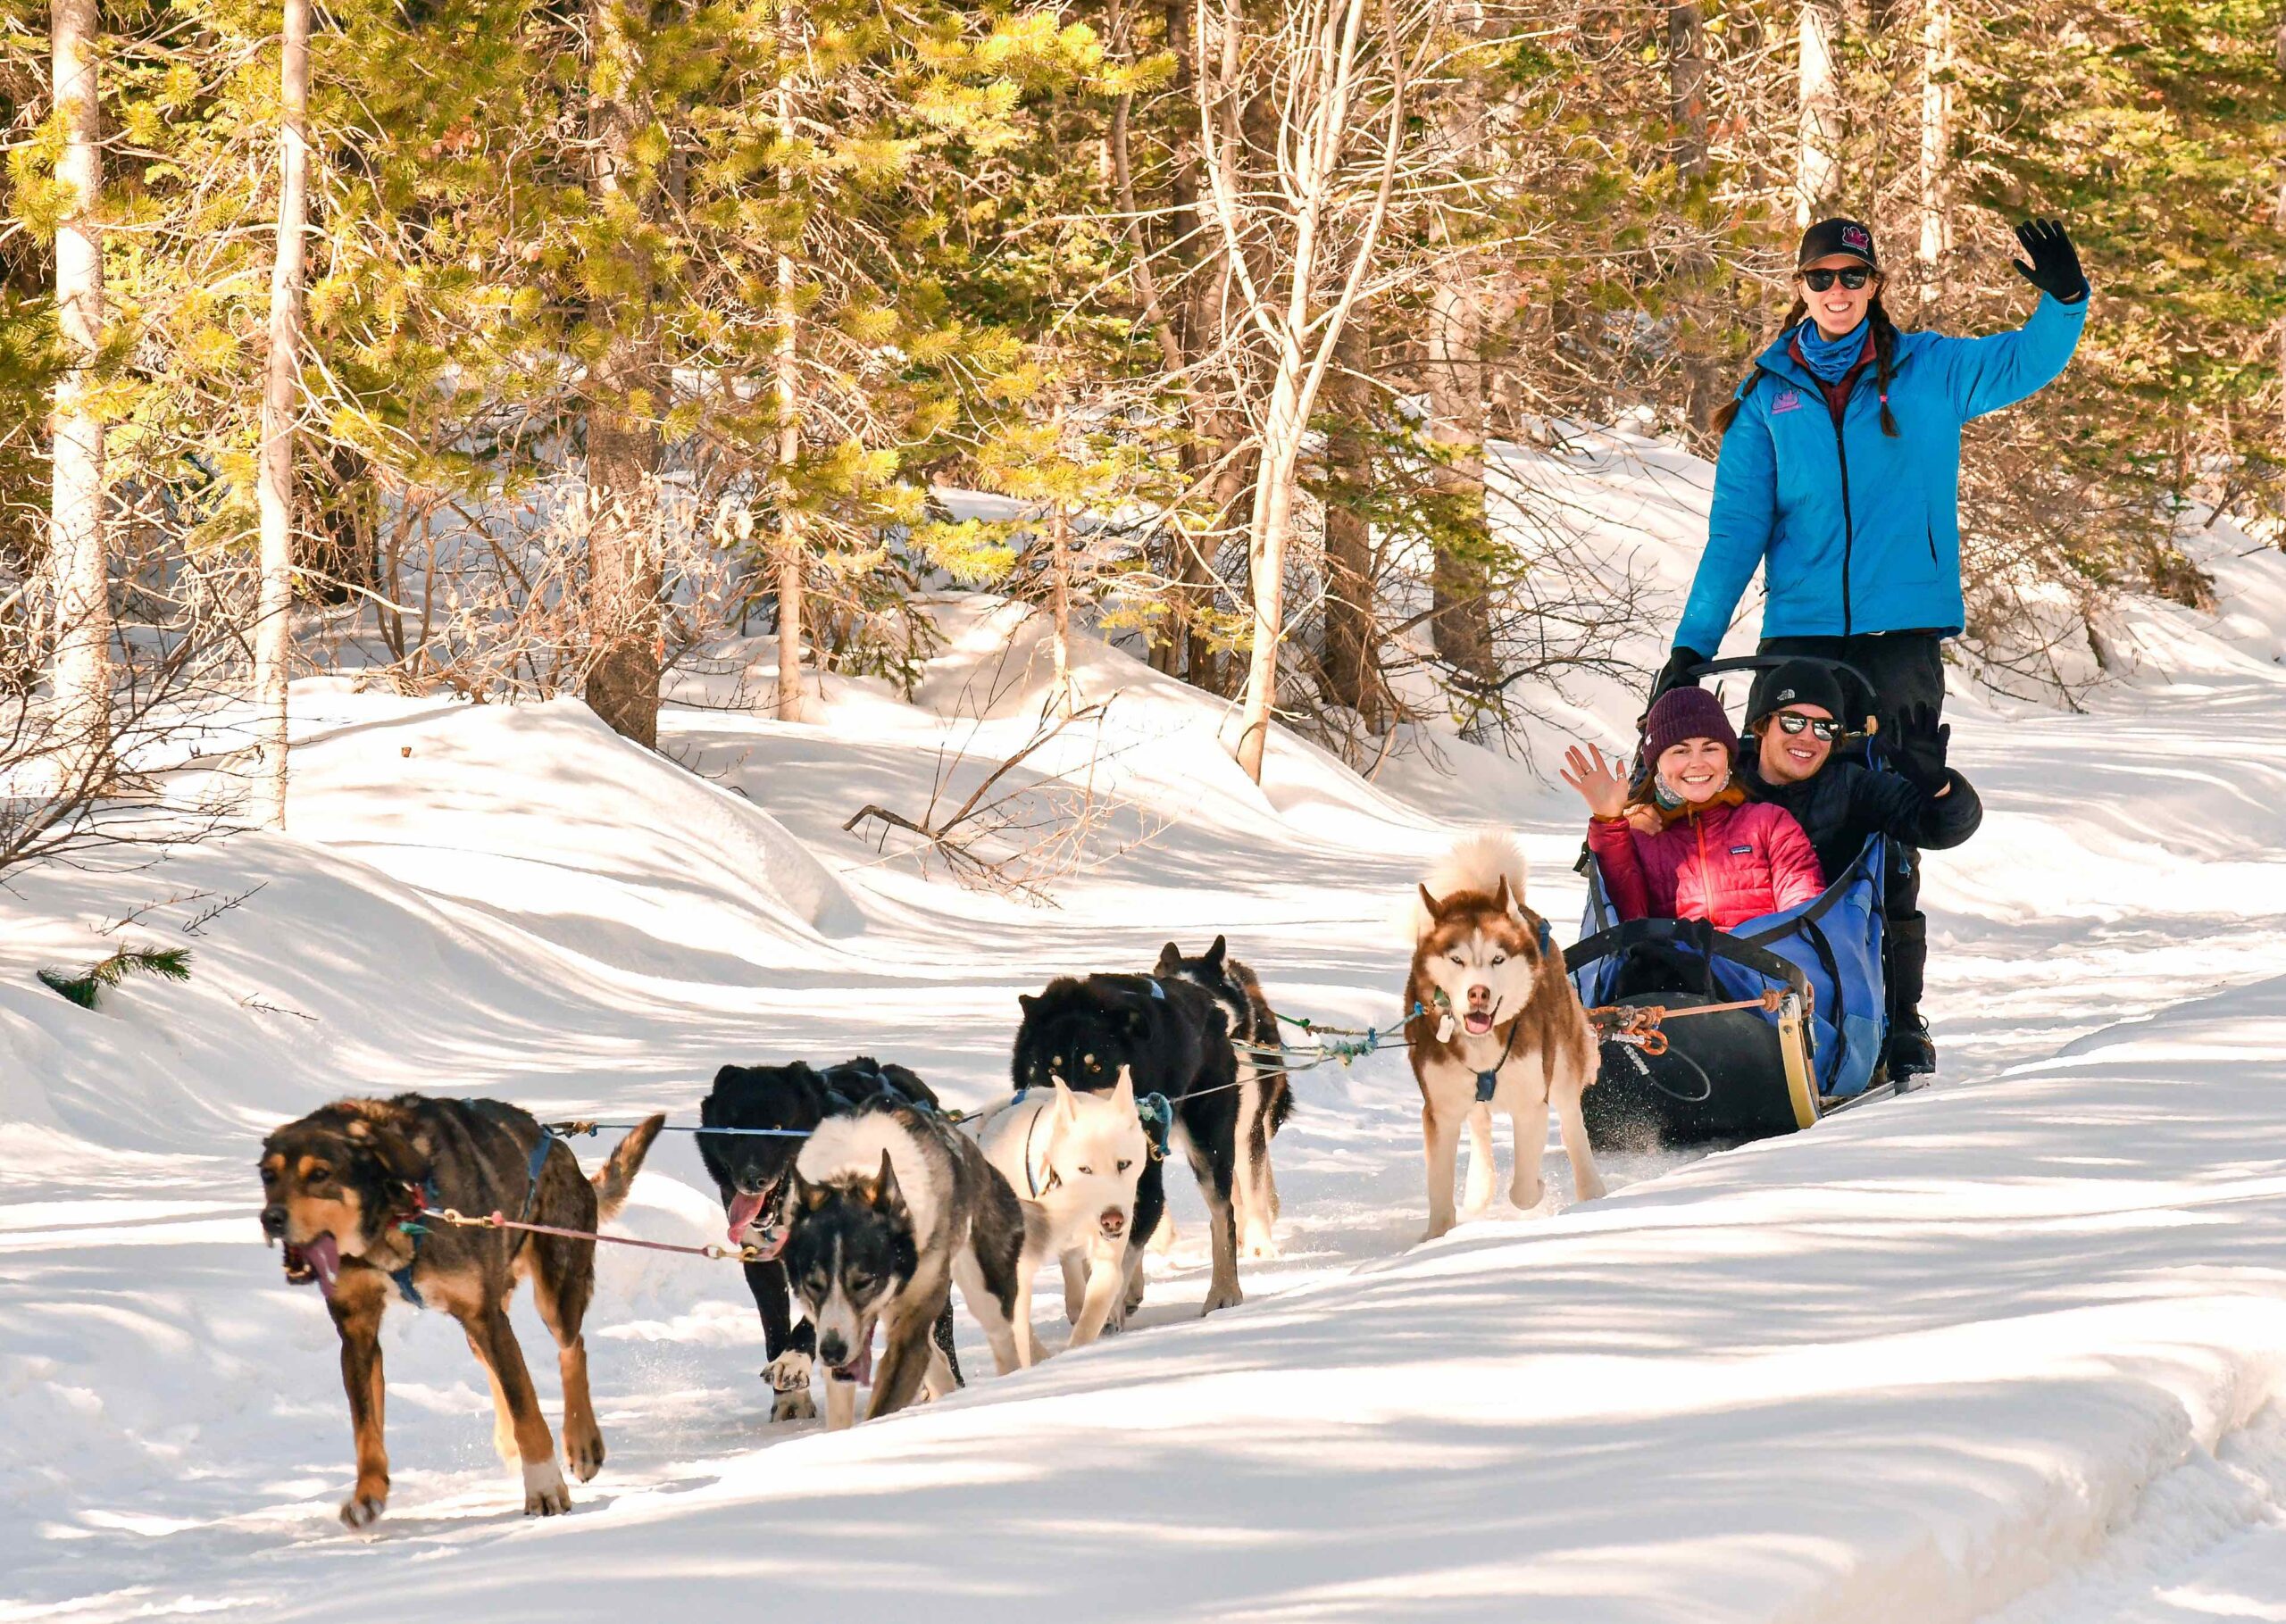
[1406,833,1607,1242]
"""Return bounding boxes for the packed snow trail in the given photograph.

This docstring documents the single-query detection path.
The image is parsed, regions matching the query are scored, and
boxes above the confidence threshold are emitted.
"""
[6,441,2286,1621]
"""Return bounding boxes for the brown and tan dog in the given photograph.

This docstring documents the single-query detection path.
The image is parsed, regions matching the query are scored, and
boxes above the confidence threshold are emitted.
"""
[1406,833,1606,1239]
[258,1095,662,1527]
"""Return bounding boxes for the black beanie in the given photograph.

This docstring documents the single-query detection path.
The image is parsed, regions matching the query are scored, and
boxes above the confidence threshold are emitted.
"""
[1747,660,1847,729]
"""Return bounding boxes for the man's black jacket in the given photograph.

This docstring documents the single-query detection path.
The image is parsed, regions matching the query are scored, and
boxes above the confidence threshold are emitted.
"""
[1738,754,1981,884]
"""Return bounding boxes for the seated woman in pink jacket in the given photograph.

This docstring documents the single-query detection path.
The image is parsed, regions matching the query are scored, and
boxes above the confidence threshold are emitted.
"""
[1561,686,1825,930]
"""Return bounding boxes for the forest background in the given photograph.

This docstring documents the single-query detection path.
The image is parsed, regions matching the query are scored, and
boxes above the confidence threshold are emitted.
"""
[1,0,2281,855]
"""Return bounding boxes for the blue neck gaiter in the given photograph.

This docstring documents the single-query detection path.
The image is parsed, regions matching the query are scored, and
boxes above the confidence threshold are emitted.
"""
[1796,318,1869,384]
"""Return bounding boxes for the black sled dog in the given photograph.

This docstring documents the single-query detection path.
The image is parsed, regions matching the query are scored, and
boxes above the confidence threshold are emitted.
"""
[695,1057,953,1421]
[1012,972,1245,1314]
[1155,936,1291,1260]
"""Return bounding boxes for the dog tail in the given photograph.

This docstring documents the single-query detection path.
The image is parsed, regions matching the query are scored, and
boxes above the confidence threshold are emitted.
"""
[593,1113,665,1221]
[1415,830,1529,936]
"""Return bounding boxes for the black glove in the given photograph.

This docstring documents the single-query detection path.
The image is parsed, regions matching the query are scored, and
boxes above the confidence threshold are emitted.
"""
[1890,702,1950,794]
[2012,218,2087,304]
[1649,645,1708,703]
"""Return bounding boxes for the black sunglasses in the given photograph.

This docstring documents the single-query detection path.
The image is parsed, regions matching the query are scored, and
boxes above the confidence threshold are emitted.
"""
[1773,711,1844,742]
[1801,267,1873,292]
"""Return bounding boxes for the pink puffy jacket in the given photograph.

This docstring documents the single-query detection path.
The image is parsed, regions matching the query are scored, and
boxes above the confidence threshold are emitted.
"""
[1587,792,1825,930]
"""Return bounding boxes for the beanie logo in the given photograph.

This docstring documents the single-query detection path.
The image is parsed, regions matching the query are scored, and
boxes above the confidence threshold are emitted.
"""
[1842,224,1872,253]
[1772,389,1803,415]
[1774,687,1797,704]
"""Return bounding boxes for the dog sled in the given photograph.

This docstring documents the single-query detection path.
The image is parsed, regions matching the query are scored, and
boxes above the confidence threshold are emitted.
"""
[1565,655,1907,1150]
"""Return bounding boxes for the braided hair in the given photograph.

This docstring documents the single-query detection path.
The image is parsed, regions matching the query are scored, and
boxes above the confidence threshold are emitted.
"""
[1713,292,1904,438]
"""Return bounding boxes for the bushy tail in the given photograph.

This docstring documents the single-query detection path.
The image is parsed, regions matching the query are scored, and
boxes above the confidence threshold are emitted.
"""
[592,1113,664,1221]
[1414,830,1529,937]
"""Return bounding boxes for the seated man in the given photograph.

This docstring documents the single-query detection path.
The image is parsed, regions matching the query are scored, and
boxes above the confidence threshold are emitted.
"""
[1736,659,1982,1079]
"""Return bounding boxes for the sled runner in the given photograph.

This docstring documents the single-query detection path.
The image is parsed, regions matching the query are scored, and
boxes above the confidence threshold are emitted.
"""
[1566,655,1904,1150]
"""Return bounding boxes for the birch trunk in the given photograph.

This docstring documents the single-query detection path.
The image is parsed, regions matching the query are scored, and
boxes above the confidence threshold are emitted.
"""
[1796,0,1840,226]
[48,0,111,794]
[1231,355,1307,782]
[253,0,311,829]
[1916,0,1954,298]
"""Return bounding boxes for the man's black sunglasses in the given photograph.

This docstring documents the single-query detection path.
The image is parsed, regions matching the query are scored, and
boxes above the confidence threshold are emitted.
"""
[1773,711,1845,742]
[1802,267,1873,292]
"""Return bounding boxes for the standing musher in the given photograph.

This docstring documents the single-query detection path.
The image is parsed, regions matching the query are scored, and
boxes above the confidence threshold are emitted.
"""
[1653,215,2090,1079]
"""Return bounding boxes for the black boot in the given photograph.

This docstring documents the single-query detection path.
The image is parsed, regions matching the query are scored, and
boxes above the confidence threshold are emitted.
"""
[1882,912,1933,1084]
[1885,1012,1936,1084]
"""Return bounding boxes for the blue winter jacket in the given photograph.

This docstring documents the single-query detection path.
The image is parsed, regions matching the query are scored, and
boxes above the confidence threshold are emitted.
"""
[1674,294,2088,652]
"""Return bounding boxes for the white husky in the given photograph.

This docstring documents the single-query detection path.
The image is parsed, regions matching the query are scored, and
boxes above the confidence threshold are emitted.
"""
[978,1073,1149,1360]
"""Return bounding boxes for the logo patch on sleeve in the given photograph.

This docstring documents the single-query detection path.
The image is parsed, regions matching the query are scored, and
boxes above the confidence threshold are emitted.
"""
[1730,845,1754,855]
[1772,389,1803,415]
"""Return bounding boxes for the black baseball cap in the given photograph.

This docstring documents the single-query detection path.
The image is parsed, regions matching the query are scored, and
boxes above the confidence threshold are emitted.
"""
[1798,218,1879,270]
[1746,660,1848,728]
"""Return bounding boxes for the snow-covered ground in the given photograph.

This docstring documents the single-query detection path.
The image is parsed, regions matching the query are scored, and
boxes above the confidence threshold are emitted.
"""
[6,431,2286,1622]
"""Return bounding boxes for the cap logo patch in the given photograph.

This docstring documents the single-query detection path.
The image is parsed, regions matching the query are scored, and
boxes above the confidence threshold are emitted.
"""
[1842,224,1872,252]
[1772,389,1803,415]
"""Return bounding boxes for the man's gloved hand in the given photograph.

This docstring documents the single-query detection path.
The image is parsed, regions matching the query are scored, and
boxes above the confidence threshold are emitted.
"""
[1649,645,1708,703]
[2011,218,2088,304]
[1891,702,1951,794]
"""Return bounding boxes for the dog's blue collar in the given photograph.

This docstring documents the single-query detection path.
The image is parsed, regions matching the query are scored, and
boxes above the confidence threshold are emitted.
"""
[390,1174,442,1307]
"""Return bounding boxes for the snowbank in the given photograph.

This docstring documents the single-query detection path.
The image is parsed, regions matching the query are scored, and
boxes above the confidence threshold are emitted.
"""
[8,432,2286,1624]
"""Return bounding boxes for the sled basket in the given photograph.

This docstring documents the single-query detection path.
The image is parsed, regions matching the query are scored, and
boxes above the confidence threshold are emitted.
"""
[1567,836,1890,1150]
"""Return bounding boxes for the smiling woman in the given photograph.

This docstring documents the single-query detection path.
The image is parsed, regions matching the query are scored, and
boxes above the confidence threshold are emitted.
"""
[1562,687,1825,933]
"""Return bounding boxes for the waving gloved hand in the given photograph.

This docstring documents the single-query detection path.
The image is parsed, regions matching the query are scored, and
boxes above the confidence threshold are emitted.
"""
[1890,703,1952,795]
[2012,218,2088,304]
[1648,645,1708,704]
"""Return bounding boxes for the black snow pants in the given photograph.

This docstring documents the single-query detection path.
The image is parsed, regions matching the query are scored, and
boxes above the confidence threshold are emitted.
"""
[1756,630,1944,1024]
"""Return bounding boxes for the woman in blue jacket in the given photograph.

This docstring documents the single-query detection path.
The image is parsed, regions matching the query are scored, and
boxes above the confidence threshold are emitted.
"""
[1655,214,2089,1079]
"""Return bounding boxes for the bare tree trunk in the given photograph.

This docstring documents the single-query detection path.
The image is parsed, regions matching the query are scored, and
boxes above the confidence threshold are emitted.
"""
[1217,0,1411,784]
[1047,502,1075,716]
[1915,0,1954,301]
[1668,2,1709,178]
[253,0,311,829]
[772,73,807,724]
[582,0,662,748]
[1796,0,1841,225]
[1322,318,1379,728]
[1231,360,1306,782]
[48,0,111,791]
[1426,271,1495,701]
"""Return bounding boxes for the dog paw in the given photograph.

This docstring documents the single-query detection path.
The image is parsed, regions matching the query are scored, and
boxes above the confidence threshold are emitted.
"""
[522,1460,572,1517]
[772,1388,819,1423]
[1573,1174,1608,1203]
[1201,1281,1244,1314]
[763,1349,814,1394]
[564,1428,605,1483]
[338,1492,386,1530]
[1420,1218,1455,1244]
[1241,1225,1281,1261]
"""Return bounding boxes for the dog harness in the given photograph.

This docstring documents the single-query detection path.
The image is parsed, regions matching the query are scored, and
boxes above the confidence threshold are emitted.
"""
[390,1118,555,1310]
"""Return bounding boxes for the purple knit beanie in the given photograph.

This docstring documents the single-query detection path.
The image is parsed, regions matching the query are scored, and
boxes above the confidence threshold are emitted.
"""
[1641,686,1739,762]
